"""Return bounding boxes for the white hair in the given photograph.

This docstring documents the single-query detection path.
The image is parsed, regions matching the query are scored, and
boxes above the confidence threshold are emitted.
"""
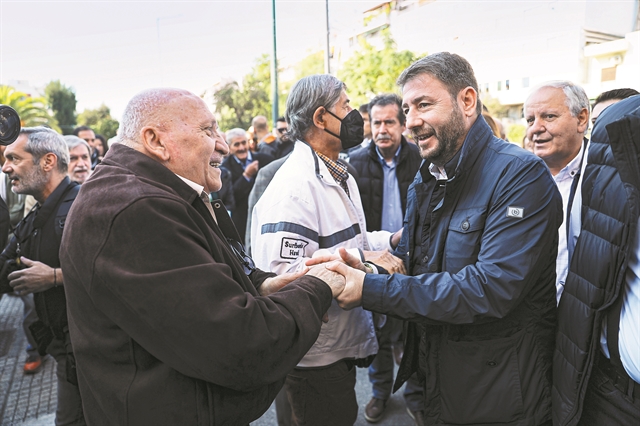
[118,88,188,146]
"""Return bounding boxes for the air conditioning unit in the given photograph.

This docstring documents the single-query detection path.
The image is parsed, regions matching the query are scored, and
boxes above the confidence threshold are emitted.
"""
[610,54,623,66]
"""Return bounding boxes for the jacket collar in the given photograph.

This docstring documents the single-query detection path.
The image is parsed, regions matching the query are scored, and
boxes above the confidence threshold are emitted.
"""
[33,176,74,228]
[367,135,412,164]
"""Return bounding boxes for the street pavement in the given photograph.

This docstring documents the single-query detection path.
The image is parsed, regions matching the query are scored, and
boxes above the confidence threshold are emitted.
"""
[1,293,416,425]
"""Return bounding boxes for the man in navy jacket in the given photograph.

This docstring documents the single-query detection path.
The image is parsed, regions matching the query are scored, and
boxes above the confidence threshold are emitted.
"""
[325,52,562,426]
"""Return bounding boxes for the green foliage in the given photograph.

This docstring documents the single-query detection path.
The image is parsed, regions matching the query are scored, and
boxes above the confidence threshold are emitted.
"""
[277,50,325,117]
[213,54,272,130]
[337,29,417,106]
[293,51,325,81]
[0,85,60,132]
[480,94,510,118]
[77,104,119,139]
[507,123,526,146]
[44,80,77,135]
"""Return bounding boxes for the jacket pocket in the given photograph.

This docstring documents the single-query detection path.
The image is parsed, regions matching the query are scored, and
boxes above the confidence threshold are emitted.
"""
[444,207,486,273]
[438,330,524,424]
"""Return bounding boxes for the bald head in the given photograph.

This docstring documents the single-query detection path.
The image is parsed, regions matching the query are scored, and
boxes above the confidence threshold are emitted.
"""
[117,88,229,193]
[119,88,195,146]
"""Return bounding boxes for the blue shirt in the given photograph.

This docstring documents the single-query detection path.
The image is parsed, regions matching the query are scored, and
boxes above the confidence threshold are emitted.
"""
[233,151,254,181]
[376,145,403,233]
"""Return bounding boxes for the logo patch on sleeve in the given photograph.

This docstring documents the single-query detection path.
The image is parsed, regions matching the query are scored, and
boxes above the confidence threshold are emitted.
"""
[280,238,309,260]
[506,206,524,219]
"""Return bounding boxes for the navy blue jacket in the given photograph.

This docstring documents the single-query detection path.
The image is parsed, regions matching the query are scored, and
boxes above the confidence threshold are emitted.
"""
[362,116,562,425]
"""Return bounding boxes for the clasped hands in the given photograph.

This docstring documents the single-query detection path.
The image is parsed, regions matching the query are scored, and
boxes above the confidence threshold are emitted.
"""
[259,248,404,311]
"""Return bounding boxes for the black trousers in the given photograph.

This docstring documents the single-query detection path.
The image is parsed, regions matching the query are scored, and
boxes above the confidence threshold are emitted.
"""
[284,360,358,426]
[578,356,640,426]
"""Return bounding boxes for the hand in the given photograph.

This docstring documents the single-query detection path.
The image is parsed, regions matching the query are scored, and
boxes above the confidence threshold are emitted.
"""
[259,268,308,296]
[306,264,345,298]
[362,250,406,274]
[325,261,366,310]
[9,257,57,295]
[306,247,366,272]
[243,161,260,178]
[391,228,403,249]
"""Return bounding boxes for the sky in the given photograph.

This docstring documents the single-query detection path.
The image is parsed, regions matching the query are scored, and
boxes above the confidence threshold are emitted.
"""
[0,0,380,119]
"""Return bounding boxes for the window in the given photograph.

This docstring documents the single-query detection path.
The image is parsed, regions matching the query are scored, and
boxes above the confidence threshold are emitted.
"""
[505,80,510,90]
[497,81,502,91]
[522,77,530,88]
[601,66,617,82]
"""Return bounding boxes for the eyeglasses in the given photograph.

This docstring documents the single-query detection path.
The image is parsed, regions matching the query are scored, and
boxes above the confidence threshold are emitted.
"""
[276,128,288,134]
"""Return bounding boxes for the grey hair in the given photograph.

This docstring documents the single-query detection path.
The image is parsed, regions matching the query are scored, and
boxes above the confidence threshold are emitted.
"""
[397,52,482,115]
[225,128,247,143]
[118,88,186,147]
[285,74,346,142]
[63,135,91,155]
[530,80,590,118]
[19,127,69,173]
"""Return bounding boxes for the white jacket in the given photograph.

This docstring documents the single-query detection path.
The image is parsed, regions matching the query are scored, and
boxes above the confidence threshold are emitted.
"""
[252,141,389,367]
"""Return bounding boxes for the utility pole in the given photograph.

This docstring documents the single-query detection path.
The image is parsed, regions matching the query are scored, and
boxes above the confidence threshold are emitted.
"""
[271,0,279,126]
[325,0,331,74]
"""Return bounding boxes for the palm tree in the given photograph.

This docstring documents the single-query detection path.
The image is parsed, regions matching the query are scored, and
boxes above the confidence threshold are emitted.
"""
[0,85,61,132]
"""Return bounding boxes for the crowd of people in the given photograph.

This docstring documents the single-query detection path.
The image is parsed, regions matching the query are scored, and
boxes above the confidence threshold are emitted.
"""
[0,51,638,426]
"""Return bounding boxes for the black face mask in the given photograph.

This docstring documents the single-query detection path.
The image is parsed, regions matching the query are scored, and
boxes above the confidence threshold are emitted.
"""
[323,108,364,150]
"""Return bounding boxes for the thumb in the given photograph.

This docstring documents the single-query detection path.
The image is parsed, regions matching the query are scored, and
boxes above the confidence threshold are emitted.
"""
[325,260,349,276]
[338,248,361,268]
[19,257,34,267]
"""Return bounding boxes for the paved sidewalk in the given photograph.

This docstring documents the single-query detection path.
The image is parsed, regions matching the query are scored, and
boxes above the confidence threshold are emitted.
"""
[1,293,416,425]
[0,294,57,425]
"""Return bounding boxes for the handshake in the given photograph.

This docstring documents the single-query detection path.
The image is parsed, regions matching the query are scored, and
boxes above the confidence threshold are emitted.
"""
[260,248,405,310]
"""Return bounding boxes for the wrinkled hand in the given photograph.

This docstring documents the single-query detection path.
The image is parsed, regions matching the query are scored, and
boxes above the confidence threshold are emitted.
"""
[306,247,366,272]
[306,264,345,298]
[243,161,260,178]
[325,261,366,310]
[362,250,406,274]
[259,268,308,296]
[9,257,56,295]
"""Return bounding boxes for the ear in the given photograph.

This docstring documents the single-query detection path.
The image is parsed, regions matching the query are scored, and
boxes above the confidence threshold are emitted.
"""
[40,153,58,172]
[312,106,327,130]
[140,126,170,162]
[459,87,478,118]
[576,107,589,134]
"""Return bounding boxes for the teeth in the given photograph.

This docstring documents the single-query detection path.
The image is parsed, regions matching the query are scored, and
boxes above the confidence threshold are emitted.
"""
[209,162,220,168]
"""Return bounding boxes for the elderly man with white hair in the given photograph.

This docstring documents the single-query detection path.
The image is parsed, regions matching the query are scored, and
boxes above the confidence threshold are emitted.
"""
[524,81,590,303]
[63,135,92,184]
[59,88,346,425]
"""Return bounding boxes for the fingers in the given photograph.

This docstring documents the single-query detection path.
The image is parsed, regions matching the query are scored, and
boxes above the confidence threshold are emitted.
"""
[325,260,349,276]
[322,312,329,323]
[19,257,34,267]
[338,248,363,269]
[305,255,335,266]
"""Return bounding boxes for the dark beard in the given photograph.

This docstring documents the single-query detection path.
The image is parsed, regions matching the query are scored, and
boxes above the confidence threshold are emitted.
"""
[416,106,466,167]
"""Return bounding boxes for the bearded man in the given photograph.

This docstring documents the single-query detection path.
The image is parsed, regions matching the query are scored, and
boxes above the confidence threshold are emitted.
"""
[323,52,563,426]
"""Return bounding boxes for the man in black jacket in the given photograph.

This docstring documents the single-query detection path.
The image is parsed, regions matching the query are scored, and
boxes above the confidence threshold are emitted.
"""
[221,127,273,242]
[349,93,423,424]
[553,95,640,425]
[0,127,84,425]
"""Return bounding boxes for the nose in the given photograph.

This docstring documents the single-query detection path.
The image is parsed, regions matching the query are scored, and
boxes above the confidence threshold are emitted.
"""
[216,137,229,156]
[527,117,545,140]
[405,107,421,131]
[1,162,11,174]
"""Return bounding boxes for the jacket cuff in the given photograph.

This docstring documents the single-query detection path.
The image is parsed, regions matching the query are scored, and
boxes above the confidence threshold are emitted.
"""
[362,273,387,312]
